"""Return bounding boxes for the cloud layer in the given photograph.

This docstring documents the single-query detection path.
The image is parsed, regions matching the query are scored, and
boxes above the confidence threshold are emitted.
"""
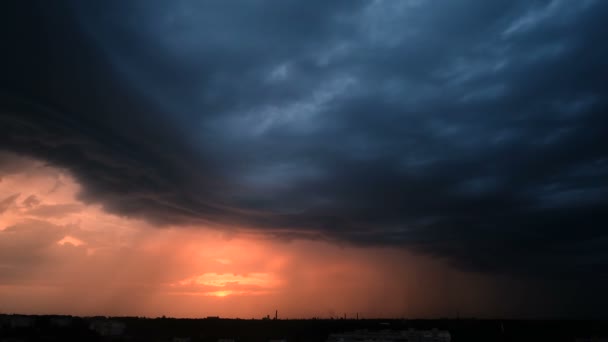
[1,0,608,281]
[3,155,551,318]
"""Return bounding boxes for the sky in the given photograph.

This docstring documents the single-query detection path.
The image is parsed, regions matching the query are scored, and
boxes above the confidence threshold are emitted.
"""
[0,0,607,319]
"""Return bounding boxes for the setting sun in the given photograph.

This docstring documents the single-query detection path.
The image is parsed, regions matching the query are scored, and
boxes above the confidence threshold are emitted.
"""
[207,291,235,298]
[2,0,608,326]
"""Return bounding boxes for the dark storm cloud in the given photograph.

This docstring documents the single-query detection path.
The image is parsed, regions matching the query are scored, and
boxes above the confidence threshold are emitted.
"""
[1,0,608,276]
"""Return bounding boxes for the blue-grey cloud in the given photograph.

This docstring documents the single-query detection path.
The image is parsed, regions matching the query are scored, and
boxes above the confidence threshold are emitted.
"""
[1,0,608,281]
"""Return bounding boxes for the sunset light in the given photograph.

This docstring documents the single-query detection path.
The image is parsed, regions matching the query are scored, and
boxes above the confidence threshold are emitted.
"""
[2,2,608,335]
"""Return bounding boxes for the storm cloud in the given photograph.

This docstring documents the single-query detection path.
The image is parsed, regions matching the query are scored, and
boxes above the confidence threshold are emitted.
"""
[2,0,608,278]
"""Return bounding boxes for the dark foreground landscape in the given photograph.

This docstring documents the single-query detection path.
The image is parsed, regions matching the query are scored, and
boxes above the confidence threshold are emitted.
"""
[1,315,607,342]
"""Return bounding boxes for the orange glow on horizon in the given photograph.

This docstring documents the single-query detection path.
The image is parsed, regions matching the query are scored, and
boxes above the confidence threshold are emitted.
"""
[57,235,85,247]
[175,272,280,288]
[0,152,512,318]
[169,272,281,297]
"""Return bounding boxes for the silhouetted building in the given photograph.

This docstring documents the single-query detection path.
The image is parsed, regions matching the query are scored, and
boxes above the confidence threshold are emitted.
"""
[269,339,287,342]
[49,316,73,328]
[218,338,235,342]
[2,315,36,329]
[89,319,126,337]
[328,329,450,342]
[173,337,192,342]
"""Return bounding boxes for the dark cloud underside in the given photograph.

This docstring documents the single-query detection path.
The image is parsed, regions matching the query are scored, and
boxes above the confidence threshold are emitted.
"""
[1,0,608,277]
